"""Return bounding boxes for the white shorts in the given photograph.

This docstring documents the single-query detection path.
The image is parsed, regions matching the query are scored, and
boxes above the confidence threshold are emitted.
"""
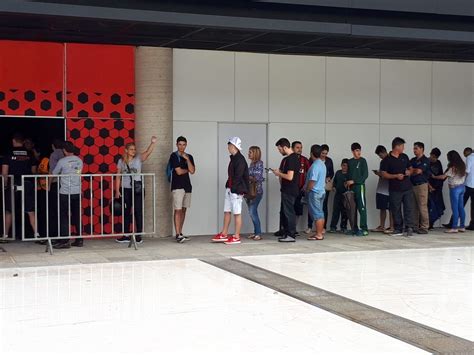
[172,189,192,210]
[224,188,243,215]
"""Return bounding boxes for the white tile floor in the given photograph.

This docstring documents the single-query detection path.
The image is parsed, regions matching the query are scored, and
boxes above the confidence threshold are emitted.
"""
[0,259,426,354]
[239,246,474,341]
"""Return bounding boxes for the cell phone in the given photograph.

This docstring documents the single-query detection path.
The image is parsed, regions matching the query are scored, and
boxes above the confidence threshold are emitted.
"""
[264,168,272,172]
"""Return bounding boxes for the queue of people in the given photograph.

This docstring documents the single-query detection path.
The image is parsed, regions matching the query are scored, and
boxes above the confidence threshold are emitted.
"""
[165,135,472,245]
[1,132,472,249]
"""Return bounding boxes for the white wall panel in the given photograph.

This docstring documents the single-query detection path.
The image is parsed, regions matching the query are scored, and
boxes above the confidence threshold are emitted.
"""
[173,49,234,122]
[325,124,380,229]
[235,53,269,123]
[326,57,380,124]
[381,60,432,125]
[432,62,473,125]
[379,124,432,154]
[269,55,325,123]
[172,48,474,235]
[267,123,326,232]
[172,121,218,235]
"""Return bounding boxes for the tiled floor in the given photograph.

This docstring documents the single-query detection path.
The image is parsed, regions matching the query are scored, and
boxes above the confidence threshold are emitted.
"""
[238,247,474,341]
[0,259,426,354]
[0,230,472,354]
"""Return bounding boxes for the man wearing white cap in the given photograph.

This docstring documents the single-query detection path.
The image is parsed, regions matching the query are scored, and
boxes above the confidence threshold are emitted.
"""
[212,137,249,245]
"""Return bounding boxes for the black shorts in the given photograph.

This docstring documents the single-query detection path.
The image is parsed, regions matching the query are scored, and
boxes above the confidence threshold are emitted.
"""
[4,182,35,213]
[376,193,390,210]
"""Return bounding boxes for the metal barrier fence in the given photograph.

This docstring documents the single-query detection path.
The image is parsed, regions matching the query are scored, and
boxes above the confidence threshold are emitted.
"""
[1,175,16,242]
[5,173,156,254]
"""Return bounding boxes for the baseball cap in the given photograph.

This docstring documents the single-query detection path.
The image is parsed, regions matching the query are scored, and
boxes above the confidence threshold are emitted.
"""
[228,136,242,151]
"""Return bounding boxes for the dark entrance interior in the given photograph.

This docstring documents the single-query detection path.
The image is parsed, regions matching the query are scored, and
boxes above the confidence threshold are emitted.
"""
[0,116,65,160]
[0,117,65,239]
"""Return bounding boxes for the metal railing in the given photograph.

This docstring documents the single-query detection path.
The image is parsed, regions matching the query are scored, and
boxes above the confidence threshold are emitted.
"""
[1,175,16,242]
[15,173,156,254]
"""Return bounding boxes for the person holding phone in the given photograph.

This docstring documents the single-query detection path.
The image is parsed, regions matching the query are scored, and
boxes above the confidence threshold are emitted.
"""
[380,137,415,237]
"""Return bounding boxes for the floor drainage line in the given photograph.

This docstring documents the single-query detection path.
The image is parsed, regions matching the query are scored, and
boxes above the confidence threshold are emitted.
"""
[200,257,473,355]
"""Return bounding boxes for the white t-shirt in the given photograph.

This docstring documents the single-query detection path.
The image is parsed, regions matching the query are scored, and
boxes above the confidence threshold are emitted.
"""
[445,167,465,187]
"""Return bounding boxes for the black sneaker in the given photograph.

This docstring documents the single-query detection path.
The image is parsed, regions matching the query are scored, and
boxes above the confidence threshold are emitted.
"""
[442,223,452,229]
[53,241,71,249]
[278,236,296,242]
[180,233,190,241]
[71,239,84,247]
[274,230,284,237]
[116,236,130,243]
[417,229,428,235]
[135,236,143,244]
[405,228,414,237]
[390,230,404,237]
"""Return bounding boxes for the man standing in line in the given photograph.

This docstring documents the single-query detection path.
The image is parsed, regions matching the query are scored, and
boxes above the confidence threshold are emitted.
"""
[52,141,83,249]
[306,144,327,241]
[2,133,38,241]
[321,144,334,231]
[381,137,415,237]
[372,145,393,233]
[410,142,430,234]
[346,143,369,236]
[291,141,310,233]
[272,138,300,243]
[169,136,195,243]
[212,137,249,245]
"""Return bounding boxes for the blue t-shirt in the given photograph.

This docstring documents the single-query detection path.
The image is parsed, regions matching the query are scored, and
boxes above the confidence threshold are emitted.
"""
[307,159,326,193]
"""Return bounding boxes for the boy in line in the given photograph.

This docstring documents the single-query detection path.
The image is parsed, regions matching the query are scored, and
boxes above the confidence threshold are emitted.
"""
[346,143,369,236]
[372,145,394,233]
[306,144,326,241]
[329,159,349,233]
[212,137,249,245]
[169,136,195,243]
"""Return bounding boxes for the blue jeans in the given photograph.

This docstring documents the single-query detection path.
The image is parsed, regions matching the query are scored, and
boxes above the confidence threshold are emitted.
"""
[247,193,263,235]
[449,185,465,229]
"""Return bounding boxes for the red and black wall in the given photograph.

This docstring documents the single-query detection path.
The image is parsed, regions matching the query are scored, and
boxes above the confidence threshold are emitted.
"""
[0,40,136,234]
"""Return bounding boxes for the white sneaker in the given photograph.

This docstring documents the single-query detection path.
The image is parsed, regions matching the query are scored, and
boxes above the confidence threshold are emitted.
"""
[304,228,312,234]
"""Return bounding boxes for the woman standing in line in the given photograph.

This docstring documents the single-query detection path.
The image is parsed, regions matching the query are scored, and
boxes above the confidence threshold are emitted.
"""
[246,146,264,240]
[440,150,466,233]
[115,136,157,243]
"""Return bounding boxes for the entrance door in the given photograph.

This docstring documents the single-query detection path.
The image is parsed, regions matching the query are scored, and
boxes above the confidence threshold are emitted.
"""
[218,123,267,234]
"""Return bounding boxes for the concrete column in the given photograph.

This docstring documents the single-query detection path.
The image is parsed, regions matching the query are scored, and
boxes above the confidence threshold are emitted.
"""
[135,47,173,237]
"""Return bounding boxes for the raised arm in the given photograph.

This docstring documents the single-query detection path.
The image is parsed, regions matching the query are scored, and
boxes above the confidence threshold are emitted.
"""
[140,136,157,162]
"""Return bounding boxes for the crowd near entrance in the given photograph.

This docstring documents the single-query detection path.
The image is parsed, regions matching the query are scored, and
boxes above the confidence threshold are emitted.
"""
[0,117,65,239]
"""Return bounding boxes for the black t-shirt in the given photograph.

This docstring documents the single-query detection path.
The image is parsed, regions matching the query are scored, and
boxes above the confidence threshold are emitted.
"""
[279,153,300,196]
[169,152,194,193]
[380,153,412,192]
[429,160,444,190]
[3,148,36,185]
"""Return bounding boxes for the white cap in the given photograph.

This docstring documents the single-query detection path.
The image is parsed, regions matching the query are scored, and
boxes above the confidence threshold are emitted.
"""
[228,136,242,151]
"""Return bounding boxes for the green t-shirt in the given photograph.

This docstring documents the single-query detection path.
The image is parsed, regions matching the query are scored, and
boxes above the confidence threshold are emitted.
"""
[348,157,368,185]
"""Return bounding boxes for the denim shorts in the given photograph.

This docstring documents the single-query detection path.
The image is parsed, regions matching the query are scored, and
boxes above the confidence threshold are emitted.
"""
[308,190,325,221]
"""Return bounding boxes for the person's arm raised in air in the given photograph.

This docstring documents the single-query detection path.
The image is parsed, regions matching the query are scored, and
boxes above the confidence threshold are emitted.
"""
[140,136,157,162]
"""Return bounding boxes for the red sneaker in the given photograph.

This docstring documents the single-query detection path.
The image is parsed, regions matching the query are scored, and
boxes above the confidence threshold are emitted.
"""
[211,233,228,242]
[224,235,241,245]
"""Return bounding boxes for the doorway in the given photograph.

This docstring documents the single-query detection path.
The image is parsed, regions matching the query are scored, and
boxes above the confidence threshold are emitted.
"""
[0,116,65,239]
[218,123,267,234]
[0,116,65,159]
